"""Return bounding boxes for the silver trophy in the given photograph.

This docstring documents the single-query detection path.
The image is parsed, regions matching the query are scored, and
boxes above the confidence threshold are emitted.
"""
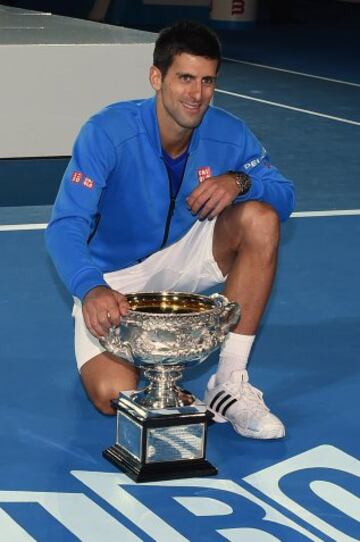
[100,291,240,482]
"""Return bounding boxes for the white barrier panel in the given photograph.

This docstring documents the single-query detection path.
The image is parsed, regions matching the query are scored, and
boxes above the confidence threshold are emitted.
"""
[0,6,155,158]
[210,0,258,28]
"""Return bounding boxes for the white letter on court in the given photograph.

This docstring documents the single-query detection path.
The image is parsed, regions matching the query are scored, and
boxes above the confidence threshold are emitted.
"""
[0,490,141,541]
[244,444,360,542]
[73,470,323,541]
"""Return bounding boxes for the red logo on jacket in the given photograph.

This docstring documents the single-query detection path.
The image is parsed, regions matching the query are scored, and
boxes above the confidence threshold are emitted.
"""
[197,166,212,183]
[83,177,95,190]
[71,171,83,183]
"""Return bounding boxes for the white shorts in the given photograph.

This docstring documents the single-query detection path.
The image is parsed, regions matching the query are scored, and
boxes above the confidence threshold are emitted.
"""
[72,218,225,371]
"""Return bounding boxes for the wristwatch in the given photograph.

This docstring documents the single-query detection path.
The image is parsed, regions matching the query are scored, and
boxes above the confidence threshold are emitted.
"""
[227,170,251,196]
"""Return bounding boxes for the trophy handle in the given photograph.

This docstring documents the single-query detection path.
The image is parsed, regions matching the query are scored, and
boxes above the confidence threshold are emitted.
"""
[210,294,241,333]
[113,340,134,363]
[221,301,241,330]
[99,329,135,363]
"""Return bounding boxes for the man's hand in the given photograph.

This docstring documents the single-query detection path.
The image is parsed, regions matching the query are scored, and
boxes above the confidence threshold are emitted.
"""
[186,173,241,220]
[82,286,129,338]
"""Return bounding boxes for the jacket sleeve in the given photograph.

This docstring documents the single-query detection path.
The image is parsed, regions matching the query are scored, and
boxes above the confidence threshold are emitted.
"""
[45,121,116,300]
[233,124,296,222]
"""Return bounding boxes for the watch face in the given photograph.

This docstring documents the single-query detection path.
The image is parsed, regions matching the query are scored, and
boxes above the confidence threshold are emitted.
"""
[228,171,251,195]
[237,172,251,194]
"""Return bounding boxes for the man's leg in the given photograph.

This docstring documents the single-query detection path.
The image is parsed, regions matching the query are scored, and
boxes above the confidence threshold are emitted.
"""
[214,201,279,333]
[80,354,139,415]
[73,298,139,415]
[205,200,284,439]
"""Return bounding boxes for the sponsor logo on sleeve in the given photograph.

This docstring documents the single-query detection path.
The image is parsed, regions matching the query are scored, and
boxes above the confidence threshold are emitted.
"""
[197,166,212,184]
[71,171,84,184]
[71,172,95,189]
[244,147,270,171]
[83,177,95,190]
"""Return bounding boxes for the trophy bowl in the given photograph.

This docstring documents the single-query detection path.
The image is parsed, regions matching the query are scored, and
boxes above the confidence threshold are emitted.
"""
[101,291,240,366]
[100,291,240,408]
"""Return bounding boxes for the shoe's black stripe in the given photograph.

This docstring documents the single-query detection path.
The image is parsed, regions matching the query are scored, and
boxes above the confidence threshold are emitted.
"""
[220,398,237,416]
[213,393,232,412]
[209,391,226,410]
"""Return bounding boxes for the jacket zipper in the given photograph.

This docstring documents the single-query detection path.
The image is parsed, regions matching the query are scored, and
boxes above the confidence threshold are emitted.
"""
[136,172,176,262]
[159,153,190,249]
[160,193,176,249]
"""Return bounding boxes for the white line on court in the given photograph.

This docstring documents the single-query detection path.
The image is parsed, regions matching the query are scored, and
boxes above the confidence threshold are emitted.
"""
[215,88,360,126]
[223,57,360,88]
[291,209,360,218]
[1,210,360,232]
[0,223,47,232]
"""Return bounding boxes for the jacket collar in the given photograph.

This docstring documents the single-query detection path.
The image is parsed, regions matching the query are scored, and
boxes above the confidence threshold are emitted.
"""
[140,96,201,156]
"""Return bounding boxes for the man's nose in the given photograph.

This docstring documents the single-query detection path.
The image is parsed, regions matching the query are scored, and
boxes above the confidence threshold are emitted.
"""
[189,80,202,101]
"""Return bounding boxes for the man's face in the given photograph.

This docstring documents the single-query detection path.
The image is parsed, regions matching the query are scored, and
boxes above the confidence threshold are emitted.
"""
[150,53,218,133]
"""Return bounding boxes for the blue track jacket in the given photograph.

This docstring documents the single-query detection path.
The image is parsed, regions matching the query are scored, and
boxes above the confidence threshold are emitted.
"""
[46,97,295,300]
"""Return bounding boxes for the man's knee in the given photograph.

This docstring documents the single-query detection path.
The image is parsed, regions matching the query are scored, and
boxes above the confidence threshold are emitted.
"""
[239,202,280,247]
[221,202,280,256]
[86,379,119,415]
[80,353,139,415]
[214,202,280,272]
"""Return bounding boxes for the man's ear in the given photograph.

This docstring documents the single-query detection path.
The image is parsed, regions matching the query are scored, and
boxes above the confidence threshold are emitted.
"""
[149,65,162,91]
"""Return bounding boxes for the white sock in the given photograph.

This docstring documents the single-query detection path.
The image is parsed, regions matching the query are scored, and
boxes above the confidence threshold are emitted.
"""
[215,332,255,384]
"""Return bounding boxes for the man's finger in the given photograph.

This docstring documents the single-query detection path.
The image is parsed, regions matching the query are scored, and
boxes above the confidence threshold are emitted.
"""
[83,304,109,338]
[186,179,213,207]
[89,318,107,338]
[114,292,130,316]
[208,199,228,219]
[106,308,121,326]
[188,185,217,214]
[209,192,235,218]
[198,192,225,219]
[187,181,208,204]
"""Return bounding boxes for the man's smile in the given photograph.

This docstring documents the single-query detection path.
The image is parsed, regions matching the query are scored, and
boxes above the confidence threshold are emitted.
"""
[181,101,202,113]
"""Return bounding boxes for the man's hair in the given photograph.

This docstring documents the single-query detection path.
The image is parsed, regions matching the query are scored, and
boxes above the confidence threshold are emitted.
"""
[153,20,222,77]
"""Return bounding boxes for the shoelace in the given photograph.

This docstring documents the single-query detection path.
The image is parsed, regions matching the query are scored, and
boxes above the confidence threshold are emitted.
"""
[226,372,270,412]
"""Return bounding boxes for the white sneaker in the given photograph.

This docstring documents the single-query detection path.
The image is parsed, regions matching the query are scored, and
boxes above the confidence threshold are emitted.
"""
[204,370,285,439]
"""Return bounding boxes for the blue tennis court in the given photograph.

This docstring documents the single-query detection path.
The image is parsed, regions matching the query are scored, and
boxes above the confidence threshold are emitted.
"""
[0,2,359,541]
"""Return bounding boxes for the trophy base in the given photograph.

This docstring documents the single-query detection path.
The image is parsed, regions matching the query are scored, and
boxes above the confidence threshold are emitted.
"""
[103,391,218,483]
[103,444,217,483]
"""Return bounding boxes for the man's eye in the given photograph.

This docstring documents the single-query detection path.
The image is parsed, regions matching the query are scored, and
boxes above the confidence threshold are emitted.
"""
[202,77,216,86]
[180,74,192,82]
